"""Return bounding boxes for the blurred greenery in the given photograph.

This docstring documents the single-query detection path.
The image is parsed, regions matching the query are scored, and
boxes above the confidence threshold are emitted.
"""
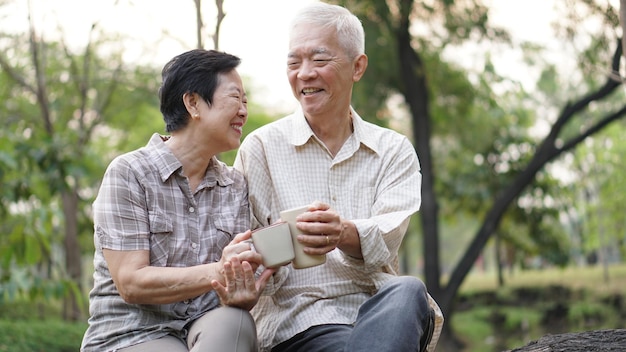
[0,320,87,352]
[0,298,86,352]
[331,3,626,337]
[452,264,626,351]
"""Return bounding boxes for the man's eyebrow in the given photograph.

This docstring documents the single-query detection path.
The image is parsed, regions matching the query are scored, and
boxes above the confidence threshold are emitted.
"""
[312,48,330,55]
[287,48,331,57]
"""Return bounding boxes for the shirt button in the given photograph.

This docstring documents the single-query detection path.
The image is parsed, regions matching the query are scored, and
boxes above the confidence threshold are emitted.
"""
[189,207,195,213]
[332,195,337,201]
[191,242,198,249]
[184,299,191,304]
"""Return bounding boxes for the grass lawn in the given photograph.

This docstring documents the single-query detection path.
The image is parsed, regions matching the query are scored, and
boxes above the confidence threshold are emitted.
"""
[458,263,626,295]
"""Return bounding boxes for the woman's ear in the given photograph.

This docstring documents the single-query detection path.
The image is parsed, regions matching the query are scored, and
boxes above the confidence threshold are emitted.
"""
[182,92,200,118]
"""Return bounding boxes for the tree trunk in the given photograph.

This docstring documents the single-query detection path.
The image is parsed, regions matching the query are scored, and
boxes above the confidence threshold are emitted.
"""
[396,0,442,298]
[496,233,504,287]
[619,0,626,67]
[213,0,225,50]
[194,0,203,49]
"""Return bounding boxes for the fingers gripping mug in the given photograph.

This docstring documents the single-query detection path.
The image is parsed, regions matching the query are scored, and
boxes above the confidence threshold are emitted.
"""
[279,205,327,269]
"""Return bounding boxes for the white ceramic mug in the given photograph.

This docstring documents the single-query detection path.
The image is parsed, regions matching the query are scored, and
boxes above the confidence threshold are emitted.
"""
[280,205,327,269]
[251,222,295,268]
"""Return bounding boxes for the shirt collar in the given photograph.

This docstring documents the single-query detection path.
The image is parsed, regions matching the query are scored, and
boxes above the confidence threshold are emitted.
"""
[289,107,380,155]
[147,133,233,187]
[290,108,316,146]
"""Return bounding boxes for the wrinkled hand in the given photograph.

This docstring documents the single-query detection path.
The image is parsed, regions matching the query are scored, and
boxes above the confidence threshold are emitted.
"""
[295,201,345,254]
[211,257,274,310]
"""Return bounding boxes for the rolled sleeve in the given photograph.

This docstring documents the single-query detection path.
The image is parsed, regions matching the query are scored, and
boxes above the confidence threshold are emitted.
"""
[93,158,151,251]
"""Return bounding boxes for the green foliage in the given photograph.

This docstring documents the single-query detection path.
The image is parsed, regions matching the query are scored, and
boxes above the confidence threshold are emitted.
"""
[0,271,74,303]
[335,0,626,285]
[455,265,626,351]
[452,306,493,346]
[554,0,619,75]
[568,301,617,329]
[0,320,86,352]
[0,26,160,312]
[336,0,575,270]
[0,12,292,322]
[567,122,626,260]
[453,306,544,351]
[0,299,86,352]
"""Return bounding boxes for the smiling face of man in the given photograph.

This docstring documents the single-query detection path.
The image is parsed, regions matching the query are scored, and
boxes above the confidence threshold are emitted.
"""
[286,23,365,121]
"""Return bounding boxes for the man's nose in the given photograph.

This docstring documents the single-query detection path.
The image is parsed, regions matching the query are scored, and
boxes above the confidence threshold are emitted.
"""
[297,60,317,80]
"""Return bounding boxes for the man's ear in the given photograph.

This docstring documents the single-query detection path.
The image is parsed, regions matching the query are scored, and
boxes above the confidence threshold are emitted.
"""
[352,54,368,82]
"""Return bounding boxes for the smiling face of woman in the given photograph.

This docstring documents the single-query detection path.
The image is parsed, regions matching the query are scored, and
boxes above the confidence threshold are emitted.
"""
[195,70,248,154]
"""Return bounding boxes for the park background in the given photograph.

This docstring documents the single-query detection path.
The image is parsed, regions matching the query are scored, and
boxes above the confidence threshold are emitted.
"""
[0,0,625,351]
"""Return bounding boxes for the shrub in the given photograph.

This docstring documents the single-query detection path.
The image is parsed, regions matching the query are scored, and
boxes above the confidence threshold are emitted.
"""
[0,320,87,352]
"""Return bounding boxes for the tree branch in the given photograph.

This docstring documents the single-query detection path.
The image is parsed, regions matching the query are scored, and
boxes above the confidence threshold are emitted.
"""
[560,103,626,152]
[441,39,625,317]
[213,0,225,50]
[0,52,37,95]
[194,0,203,49]
[548,39,622,142]
[27,0,53,136]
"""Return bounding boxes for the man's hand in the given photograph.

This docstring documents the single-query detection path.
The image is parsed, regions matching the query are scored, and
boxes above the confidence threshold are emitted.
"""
[295,201,362,258]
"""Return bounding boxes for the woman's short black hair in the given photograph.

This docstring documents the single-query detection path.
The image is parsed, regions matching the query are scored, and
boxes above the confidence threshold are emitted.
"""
[159,49,241,132]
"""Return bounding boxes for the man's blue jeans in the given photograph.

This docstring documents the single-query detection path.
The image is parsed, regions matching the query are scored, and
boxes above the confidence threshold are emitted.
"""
[272,276,433,352]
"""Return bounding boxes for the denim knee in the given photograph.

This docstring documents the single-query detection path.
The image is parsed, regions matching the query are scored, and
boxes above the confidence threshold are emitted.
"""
[386,276,427,296]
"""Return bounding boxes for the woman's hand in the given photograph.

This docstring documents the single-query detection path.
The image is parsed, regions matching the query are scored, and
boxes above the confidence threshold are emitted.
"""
[210,257,275,310]
[219,230,263,273]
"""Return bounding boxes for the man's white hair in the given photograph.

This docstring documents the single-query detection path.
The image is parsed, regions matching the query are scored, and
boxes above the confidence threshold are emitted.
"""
[290,2,365,59]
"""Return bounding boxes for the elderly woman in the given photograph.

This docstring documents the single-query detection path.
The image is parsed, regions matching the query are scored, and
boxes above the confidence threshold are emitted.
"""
[81,49,273,352]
